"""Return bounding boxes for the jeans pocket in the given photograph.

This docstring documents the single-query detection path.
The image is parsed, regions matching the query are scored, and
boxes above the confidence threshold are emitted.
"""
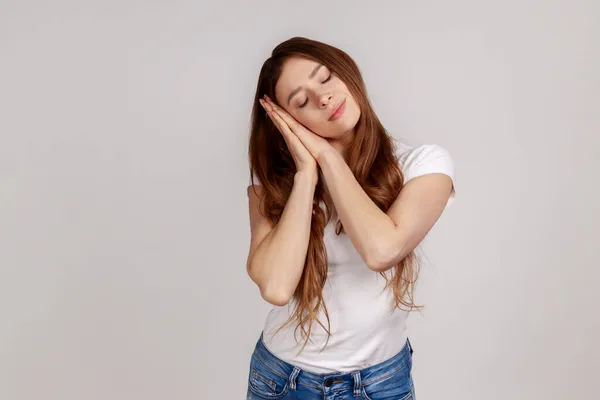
[362,385,413,400]
[246,354,289,399]
[361,359,413,400]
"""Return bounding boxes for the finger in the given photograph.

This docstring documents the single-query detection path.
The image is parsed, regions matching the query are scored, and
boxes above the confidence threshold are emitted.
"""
[263,101,312,145]
[260,98,277,116]
[263,97,302,131]
[263,99,306,151]
[268,112,303,158]
[261,96,275,112]
[262,100,283,129]
[269,110,294,136]
[263,95,286,115]
[271,111,306,148]
[265,109,289,137]
[259,98,270,113]
[263,95,288,116]
[273,110,299,132]
[272,110,311,147]
[275,117,293,149]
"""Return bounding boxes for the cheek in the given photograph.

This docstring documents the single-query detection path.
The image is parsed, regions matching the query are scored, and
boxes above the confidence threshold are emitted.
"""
[348,96,361,119]
[292,111,320,130]
[353,99,362,118]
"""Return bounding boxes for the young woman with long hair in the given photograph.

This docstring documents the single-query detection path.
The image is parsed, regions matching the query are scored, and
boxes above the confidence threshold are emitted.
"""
[245,37,456,400]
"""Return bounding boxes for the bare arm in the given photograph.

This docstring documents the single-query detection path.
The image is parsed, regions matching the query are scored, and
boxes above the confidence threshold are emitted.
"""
[246,170,316,306]
[257,97,455,274]
[318,148,454,272]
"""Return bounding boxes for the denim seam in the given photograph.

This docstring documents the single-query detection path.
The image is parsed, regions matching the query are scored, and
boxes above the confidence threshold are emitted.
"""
[352,371,361,396]
[362,386,413,400]
[254,348,324,390]
[247,379,289,400]
[360,359,410,387]
[251,369,276,391]
[253,351,291,381]
[252,353,323,391]
[289,367,300,391]
[399,391,413,400]
[299,380,321,390]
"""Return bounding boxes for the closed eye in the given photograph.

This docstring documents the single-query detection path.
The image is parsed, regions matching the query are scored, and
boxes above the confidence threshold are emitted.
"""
[298,73,333,108]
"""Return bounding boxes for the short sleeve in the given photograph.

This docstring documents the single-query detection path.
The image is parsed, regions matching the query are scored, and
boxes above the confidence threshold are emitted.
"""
[397,143,456,206]
[249,171,262,187]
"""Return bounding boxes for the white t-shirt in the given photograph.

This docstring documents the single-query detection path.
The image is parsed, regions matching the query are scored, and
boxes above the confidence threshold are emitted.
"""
[250,140,456,373]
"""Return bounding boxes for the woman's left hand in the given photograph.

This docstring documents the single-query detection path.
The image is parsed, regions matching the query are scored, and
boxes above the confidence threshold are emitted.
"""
[262,95,335,162]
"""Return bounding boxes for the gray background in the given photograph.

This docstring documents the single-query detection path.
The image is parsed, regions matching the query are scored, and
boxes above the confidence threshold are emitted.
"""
[1,1,598,399]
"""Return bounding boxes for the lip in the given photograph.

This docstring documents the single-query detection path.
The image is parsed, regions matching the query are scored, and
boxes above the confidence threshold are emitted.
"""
[328,98,346,121]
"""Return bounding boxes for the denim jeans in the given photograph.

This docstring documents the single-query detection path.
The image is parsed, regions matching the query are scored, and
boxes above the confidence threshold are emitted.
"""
[246,333,416,399]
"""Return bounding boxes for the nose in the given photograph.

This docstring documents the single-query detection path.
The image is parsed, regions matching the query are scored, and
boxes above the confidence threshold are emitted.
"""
[319,93,333,108]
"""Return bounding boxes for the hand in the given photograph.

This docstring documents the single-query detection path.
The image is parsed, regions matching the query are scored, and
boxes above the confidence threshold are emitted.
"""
[262,95,335,163]
[259,97,318,185]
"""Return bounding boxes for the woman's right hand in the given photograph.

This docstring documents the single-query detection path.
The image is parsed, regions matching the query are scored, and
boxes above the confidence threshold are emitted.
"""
[260,98,318,186]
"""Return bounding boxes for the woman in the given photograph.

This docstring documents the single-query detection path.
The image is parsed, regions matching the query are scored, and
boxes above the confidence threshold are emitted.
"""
[245,37,456,400]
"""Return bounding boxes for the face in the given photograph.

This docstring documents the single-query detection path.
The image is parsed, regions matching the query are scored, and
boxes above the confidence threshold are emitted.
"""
[273,57,361,140]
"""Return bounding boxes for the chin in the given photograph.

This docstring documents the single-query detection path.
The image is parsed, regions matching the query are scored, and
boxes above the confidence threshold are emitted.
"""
[335,111,360,135]
[313,118,358,139]
[317,127,354,141]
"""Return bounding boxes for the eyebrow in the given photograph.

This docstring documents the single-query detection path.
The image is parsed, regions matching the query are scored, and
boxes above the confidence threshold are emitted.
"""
[286,64,323,105]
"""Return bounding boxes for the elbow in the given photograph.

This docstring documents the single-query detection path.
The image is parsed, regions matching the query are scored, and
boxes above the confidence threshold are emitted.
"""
[365,244,404,273]
[260,286,293,307]
[247,260,294,306]
[366,258,394,273]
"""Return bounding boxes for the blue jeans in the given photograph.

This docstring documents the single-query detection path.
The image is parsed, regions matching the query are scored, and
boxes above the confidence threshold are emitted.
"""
[246,333,416,399]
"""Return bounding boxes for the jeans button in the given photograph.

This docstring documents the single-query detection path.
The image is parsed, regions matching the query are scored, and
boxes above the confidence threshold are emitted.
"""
[324,379,333,387]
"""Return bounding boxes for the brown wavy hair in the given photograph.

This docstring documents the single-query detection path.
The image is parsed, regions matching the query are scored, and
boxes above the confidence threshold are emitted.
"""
[248,37,422,353]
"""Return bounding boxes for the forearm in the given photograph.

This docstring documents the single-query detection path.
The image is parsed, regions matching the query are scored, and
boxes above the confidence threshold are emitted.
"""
[248,171,316,305]
[317,149,401,269]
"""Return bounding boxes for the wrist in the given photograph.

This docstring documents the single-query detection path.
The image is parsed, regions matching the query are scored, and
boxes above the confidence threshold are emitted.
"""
[316,147,339,166]
[295,168,318,187]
